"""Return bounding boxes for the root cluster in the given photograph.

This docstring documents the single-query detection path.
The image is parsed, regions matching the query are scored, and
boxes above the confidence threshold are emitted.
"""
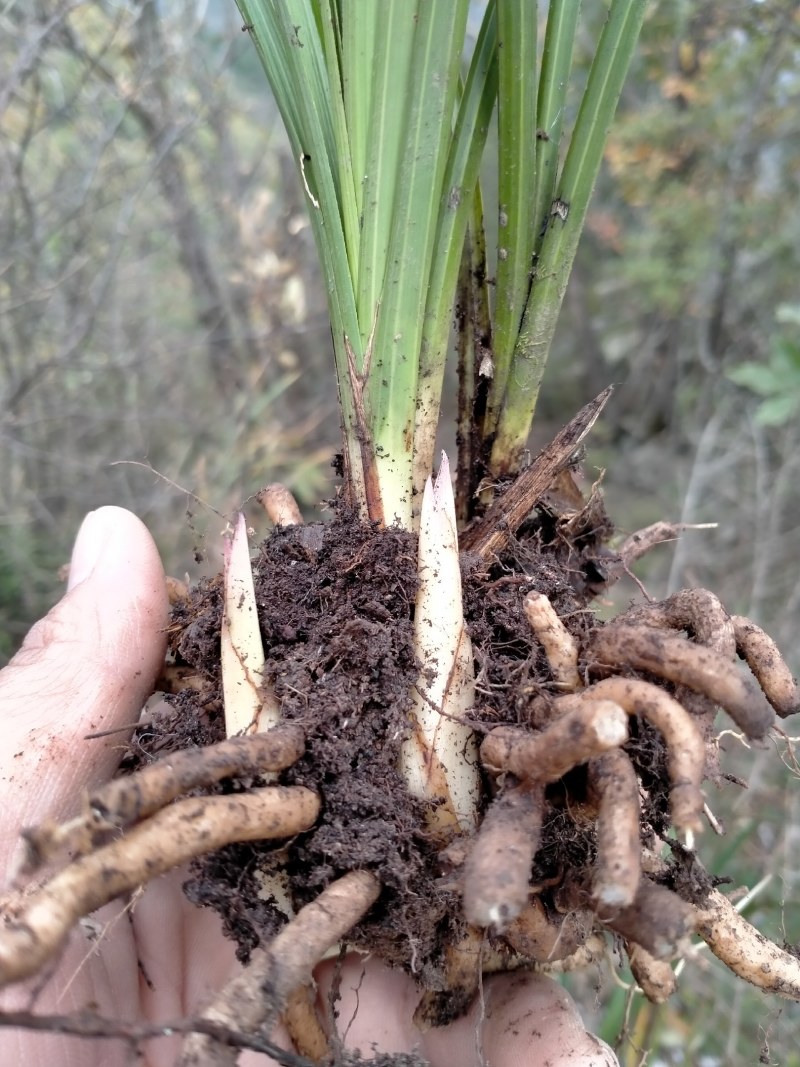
[2,515,800,1061]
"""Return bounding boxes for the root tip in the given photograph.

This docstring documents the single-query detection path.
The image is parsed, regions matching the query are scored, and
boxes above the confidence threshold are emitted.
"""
[678,828,696,852]
[595,885,637,910]
[467,900,514,932]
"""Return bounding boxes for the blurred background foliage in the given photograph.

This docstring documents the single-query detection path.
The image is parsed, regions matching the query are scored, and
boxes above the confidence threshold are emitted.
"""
[1,1,799,1063]
[0,0,337,657]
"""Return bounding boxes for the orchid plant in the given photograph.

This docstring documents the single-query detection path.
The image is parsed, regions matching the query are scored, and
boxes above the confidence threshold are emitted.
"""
[224,0,647,824]
[2,11,799,1064]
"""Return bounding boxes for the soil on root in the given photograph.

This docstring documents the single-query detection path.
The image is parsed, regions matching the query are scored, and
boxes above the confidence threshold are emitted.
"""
[126,488,677,1000]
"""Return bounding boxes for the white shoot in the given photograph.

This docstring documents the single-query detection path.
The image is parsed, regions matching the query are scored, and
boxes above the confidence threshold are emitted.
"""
[221,513,280,737]
[400,453,481,835]
[221,513,291,917]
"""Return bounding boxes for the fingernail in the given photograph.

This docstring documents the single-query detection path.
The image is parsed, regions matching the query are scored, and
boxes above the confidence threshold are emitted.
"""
[68,509,114,590]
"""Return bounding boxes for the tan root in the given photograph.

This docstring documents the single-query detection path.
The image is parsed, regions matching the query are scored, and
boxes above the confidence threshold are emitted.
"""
[503,897,594,964]
[617,588,736,659]
[693,888,800,1000]
[179,870,380,1066]
[523,591,581,691]
[731,615,800,718]
[595,877,695,960]
[557,677,705,841]
[165,574,190,604]
[0,787,319,988]
[16,725,306,877]
[462,781,545,929]
[537,932,608,973]
[413,927,484,1030]
[283,984,331,1062]
[590,624,775,740]
[587,748,641,909]
[258,483,304,527]
[626,943,676,1003]
[613,522,718,574]
[480,700,628,781]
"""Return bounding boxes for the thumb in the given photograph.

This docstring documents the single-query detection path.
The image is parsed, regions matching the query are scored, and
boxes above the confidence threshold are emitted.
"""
[0,506,168,866]
[478,970,619,1067]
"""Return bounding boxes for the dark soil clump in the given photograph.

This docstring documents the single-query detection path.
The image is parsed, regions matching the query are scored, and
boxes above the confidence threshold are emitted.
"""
[130,489,678,995]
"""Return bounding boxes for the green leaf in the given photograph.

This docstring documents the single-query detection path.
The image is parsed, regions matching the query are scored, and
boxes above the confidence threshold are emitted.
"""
[727,363,775,397]
[773,337,800,372]
[532,0,581,250]
[317,2,361,282]
[414,2,499,505]
[365,0,470,525]
[491,0,648,472]
[340,0,377,224]
[237,0,647,521]
[355,1,417,345]
[485,0,538,435]
[238,0,368,510]
[754,394,800,427]
[775,303,800,327]
[728,361,796,397]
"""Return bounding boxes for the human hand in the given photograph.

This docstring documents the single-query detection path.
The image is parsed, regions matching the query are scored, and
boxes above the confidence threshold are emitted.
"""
[0,507,618,1066]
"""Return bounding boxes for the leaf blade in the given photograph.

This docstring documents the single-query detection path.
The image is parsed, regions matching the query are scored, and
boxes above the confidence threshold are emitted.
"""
[365,0,471,524]
[414,2,499,504]
[492,0,647,471]
[485,0,538,435]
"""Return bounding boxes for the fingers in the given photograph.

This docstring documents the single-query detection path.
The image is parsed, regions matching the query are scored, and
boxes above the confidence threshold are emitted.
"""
[425,970,618,1067]
[314,956,619,1066]
[474,971,618,1067]
[314,955,427,1057]
[0,507,167,867]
